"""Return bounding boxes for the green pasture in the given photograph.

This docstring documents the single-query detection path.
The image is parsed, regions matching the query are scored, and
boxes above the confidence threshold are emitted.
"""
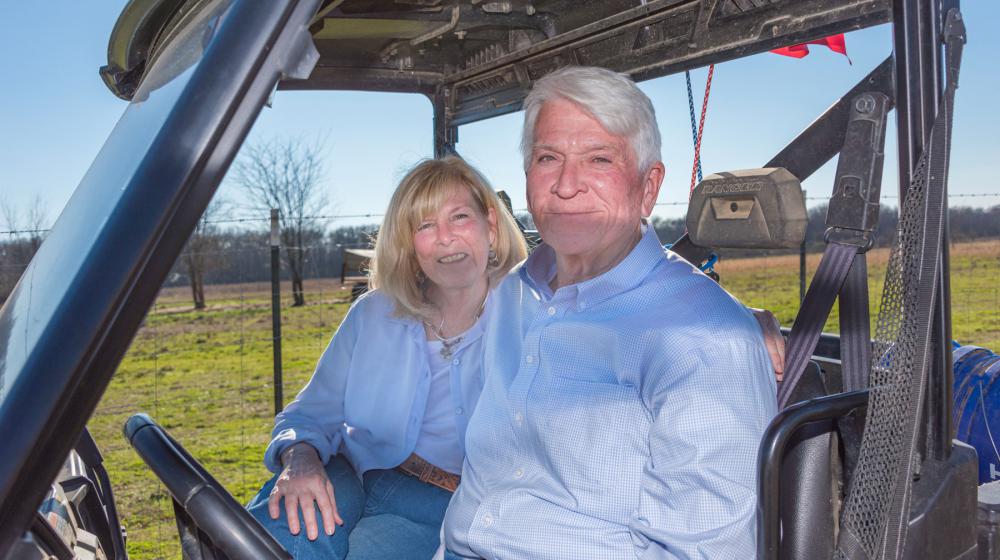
[88,241,999,559]
[715,239,1000,347]
[89,279,353,559]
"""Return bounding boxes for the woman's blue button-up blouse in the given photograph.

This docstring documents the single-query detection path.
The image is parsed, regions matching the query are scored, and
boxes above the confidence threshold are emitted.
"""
[263,290,488,475]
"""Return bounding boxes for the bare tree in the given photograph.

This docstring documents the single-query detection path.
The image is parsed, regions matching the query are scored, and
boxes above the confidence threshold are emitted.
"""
[1,195,48,253]
[0,195,49,303]
[184,198,226,309]
[231,137,329,306]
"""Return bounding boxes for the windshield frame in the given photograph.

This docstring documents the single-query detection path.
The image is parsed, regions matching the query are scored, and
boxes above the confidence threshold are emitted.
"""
[0,0,321,552]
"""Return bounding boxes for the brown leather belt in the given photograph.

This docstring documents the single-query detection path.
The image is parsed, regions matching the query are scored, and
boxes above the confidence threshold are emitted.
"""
[395,453,461,493]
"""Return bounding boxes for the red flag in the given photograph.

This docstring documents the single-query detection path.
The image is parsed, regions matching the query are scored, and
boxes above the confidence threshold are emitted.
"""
[771,34,851,63]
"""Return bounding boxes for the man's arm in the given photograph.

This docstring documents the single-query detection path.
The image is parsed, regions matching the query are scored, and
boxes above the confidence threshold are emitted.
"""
[631,337,777,559]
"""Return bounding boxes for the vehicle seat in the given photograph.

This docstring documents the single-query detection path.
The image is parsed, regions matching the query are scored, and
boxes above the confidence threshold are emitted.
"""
[779,361,837,560]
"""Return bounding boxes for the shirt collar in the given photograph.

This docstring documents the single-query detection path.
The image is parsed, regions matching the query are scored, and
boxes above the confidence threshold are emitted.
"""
[519,223,666,310]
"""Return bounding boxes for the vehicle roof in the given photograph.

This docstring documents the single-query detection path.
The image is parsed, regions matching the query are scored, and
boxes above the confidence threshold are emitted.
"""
[102,0,891,126]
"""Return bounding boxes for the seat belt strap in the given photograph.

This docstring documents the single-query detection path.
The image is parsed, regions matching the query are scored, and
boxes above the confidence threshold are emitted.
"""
[840,254,872,393]
[778,86,890,409]
[837,253,872,481]
[778,241,857,409]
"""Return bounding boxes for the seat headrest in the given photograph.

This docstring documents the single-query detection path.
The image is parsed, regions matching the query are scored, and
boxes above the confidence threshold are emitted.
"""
[686,167,807,249]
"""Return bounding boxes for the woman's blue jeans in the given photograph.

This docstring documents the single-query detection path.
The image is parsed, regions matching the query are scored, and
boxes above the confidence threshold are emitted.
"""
[247,455,452,560]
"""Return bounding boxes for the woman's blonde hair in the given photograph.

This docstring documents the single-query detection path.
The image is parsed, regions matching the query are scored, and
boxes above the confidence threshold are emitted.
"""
[369,155,528,320]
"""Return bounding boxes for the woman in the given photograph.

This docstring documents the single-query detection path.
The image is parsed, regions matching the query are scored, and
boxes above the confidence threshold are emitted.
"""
[247,155,528,560]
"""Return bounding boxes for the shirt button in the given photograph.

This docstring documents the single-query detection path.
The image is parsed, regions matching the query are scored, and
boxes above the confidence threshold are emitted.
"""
[514,412,524,425]
[455,407,464,415]
[513,468,524,479]
[525,355,534,364]
[452,358,460,365]
[482,514,494,527]
[547,306,556,316]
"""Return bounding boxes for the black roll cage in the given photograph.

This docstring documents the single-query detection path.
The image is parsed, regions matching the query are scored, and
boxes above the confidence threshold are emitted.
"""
[0,0,962,557]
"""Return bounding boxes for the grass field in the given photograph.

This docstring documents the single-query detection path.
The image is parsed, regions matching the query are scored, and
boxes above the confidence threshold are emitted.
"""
[715,239,1000,347]
[87,240,1000,559]
[89,279,354,559]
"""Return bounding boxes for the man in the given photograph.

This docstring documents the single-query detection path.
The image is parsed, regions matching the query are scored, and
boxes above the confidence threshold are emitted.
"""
[442,66,777,559]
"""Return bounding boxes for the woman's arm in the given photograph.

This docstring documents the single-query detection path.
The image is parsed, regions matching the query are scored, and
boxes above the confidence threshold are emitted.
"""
[267,442,343,540]
[263,299,364,472]
[260,298,368,539]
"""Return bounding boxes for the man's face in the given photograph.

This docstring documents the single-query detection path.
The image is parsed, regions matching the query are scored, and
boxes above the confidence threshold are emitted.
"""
[526,98,663,264]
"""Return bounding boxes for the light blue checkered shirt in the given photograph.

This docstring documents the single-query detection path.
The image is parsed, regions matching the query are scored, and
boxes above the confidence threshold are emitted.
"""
[443,226,777,560]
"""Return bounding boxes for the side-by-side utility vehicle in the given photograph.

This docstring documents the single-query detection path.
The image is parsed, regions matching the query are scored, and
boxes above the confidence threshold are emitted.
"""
[0,0,983,558]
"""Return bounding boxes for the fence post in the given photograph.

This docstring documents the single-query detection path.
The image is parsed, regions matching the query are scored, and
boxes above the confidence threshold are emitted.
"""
[270,209,284,417]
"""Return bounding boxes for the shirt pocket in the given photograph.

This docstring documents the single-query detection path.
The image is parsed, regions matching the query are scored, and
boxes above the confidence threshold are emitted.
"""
[531,374,651,524]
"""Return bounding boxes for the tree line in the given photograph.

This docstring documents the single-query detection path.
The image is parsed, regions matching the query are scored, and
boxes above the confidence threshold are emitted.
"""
[1,137,354,308]
[651,203,1000,258]
[3,133,999,307]
[4,202,999,307]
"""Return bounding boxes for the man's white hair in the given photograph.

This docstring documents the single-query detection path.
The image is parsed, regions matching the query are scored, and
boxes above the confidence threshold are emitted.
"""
[520,66,662,174]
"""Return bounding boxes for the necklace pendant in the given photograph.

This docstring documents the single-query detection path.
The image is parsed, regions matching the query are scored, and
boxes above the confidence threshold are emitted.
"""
[439,336,462,360]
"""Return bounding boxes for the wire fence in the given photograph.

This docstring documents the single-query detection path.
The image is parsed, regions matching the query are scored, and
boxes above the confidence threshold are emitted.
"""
[0,205,999,559]
[4,192,1000,238]
[85,243,357,559]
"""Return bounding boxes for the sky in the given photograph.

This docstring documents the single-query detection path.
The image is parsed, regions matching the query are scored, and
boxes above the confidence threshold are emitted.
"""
[1,1,998,232]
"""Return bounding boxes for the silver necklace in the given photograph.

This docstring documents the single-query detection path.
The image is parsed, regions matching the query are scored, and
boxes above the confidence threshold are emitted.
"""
[423,292,488,360]
[424,315,463,360]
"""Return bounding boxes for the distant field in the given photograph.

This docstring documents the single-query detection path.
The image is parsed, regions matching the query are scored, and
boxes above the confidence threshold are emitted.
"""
[88,240,999,559]
[715,239,1000,349]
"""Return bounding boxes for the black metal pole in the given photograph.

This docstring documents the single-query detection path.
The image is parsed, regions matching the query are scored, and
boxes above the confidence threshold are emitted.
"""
[432,86,458,158]
[930,0,957,462]
[892,0,953,461]
[270,209,284,417]
[757,389,870,560]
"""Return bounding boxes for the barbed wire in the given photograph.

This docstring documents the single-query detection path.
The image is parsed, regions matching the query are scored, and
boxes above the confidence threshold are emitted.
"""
[1,228,49,236]
[190,212,389,226]
[804,192,1000,201]
[3,192,999,236]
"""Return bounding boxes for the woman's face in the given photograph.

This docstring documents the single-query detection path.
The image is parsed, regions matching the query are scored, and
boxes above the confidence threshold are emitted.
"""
[413,185,497,294]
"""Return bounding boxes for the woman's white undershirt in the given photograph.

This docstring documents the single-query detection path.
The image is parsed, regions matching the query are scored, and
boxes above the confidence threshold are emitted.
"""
[412,334,469,475]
